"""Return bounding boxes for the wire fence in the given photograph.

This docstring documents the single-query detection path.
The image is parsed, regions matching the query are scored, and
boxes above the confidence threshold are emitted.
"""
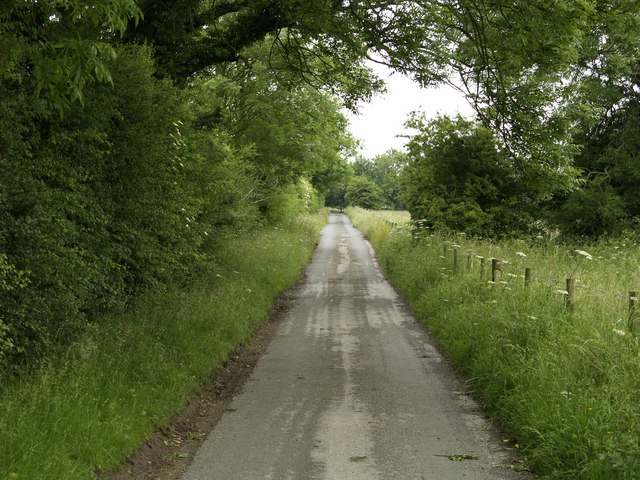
[436,242,640,332]
[383,218,639,310]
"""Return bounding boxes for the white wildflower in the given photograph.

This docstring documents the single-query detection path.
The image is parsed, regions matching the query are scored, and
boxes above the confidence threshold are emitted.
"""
[557,289,569,296]
[515,251,527,257]
[452,244,461,248]
[526,315,538,320]
[575,249,593,260]
[612,328,627,336]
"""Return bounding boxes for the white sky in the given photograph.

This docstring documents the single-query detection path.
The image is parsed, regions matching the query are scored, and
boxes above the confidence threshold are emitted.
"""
[344,65,475,158]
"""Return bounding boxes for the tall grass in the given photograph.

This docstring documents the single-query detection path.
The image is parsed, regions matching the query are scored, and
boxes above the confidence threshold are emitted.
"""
[348,207,640,479]
[0,212,326,480]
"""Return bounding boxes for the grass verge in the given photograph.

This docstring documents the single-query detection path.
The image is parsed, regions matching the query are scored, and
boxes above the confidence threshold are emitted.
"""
[0,211,326,480]
[347,207,640,480]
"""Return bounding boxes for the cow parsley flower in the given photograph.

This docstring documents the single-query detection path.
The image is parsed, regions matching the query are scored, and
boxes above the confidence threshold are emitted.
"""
[574,249,593,260]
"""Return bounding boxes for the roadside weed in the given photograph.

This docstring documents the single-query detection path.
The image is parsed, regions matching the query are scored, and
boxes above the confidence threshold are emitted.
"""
[348,207,640,479]
[0,212,326,480]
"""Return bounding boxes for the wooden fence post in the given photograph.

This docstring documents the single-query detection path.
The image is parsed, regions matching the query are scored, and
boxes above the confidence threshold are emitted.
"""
[565,278,577,311]
[524,268,532,287]
[491,259,502,283]
[629,291,638,332]
[453,248,459,271]
[480,257,485,281]
[467,253,473,269]
[443,244,448,258]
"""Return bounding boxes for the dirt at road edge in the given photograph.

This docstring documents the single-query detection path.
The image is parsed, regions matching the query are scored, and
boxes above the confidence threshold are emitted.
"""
[99,280,302,480]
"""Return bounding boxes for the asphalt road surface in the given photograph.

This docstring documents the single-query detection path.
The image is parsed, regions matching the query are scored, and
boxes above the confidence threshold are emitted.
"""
[182,214,530,480]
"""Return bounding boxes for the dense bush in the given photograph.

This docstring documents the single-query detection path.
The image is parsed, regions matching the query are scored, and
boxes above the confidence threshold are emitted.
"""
[0,43,342,371]
[0,46,201,365]
[400,115,538,237]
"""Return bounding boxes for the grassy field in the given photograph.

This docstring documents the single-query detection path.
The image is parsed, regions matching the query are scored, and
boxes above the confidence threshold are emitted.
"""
[0,211,327,480]
[347,207,640,479]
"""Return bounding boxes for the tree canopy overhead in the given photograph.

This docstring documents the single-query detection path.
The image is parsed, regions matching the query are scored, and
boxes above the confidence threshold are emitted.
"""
[5,0,639,140]
[155,0,626,170]
[125,0,461,107]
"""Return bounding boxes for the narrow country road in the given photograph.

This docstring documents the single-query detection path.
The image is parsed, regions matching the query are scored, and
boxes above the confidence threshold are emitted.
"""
[181,214,530,480]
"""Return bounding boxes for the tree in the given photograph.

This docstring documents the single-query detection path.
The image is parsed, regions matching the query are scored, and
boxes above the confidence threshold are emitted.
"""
[189,40,355,219]
[352,149,407,209]
[345,176,385,210]
[1,0,141,114]
[400,115,537,237]
[546,98,640,236]
[126,1,377,106]
[434,0,640,177]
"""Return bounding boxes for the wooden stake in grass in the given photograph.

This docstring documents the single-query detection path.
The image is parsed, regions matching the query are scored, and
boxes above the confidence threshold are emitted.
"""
[453,248,459,271]
[629,291,638,332]
[524,268,532,287]
[467,253,473,269]
[491,259,502,283]
[565,278,577,311]
[480,257,485,281]
[443,243,448,258]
